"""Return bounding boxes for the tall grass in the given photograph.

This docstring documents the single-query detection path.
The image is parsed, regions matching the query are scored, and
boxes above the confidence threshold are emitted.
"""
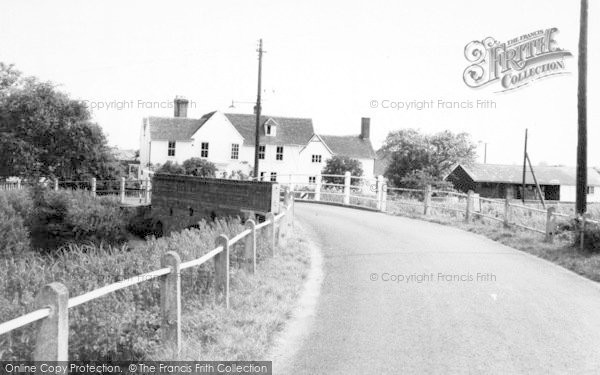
[0,218,273,361]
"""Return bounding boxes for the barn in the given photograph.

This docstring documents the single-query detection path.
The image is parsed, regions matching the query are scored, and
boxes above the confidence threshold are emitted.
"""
[444,163,600,202]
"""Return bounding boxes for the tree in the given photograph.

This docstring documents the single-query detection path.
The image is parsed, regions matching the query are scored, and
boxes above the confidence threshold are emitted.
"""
[381,129,477,187]
[182,158,216,177]
[321,155,363,185]
[156,161,185,174]
[0,64,121,180]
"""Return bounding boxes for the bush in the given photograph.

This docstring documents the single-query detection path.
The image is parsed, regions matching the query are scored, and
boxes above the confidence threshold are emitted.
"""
[578,220,600,253]
[28,188,128,250]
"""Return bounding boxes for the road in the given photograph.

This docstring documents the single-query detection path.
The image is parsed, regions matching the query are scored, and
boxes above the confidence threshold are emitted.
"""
[282,203,600,374]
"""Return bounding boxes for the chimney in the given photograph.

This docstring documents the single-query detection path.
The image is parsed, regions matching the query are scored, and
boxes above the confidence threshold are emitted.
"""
[174,96,189,118]
[360,117,370,139]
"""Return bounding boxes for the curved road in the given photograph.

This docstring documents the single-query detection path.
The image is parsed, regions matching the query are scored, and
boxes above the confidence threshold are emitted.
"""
[283,203,600,374]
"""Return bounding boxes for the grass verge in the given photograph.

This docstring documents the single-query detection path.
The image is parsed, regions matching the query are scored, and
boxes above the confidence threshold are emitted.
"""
[387,209,600,283]
[154,222,311,360]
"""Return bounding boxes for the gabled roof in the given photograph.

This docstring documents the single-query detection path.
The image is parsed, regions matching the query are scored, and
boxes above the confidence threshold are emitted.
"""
[320,135,377,159]
[148,112,215,141]
[224,113,314,146]
[450,163,600,186]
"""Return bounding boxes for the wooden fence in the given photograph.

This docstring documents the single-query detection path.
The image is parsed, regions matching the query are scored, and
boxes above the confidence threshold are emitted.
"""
[0,193,294,360]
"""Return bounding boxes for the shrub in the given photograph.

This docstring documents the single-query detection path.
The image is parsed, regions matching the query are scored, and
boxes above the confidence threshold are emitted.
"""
[0,194,31,256]
[28,188,128,250]
[578,220,600,253]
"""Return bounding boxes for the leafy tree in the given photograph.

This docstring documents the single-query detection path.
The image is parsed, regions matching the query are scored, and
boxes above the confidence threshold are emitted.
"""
[321,155,363,185]
[398,170,453,190]
[182,158,216,177]
[156,161,185,174]
[0,63,122,180]
[381,129,476,187]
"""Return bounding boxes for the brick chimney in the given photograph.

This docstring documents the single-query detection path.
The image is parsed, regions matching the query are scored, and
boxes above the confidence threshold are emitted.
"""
[174,96,189,118]
[360,117,370,139]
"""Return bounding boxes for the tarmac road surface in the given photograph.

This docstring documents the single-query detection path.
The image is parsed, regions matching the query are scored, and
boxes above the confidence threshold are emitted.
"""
[282,203,600,374]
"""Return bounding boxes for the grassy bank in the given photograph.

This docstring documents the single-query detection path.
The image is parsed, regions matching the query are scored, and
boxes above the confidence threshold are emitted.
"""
[156,224,311,360]
[386,206,600,283]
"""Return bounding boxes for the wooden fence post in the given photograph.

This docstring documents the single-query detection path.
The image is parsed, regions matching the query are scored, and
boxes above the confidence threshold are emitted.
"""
[91,178,97,196]
[16,179,21,190]
[54,179,59,191]
[343,171,351,205]
[465,190,474,223]
[244,220,256,274]
[214,235,230,308]
[423,185,432,215]
[545,207,556,243]
[266,213,276,256]
[120,177,126,203]
[503,196,511,228]
[33,282,69,361]
[315,173,322,201]
[160,251,181,354]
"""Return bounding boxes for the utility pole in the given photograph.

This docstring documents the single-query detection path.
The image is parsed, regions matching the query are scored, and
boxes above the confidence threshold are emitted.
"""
[576,0,588,215]
[522,129,528,204]
[253,39,264,178]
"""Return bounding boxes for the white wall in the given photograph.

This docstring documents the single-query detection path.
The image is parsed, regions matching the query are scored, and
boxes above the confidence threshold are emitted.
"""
[149,140,194,165]
[298,137,333,181]
[190,112,245,166]
[560,185,600,202]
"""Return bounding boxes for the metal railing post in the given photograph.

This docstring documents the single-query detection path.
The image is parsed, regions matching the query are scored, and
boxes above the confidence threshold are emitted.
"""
[545,207,556,243]
[33,282,69,361]
[465,190,474,223]
[244,220,256,274]
[380,181,387,212]
[120,177,126,203]
[315,173,322,201]
[266,212,276,256]
[343,172,351,205]
[376,175,384,210]
[214,235,230,308]
[160,251,181,354]
[91,178,96,197]
[503,195,511,228]
[424,185,432,215]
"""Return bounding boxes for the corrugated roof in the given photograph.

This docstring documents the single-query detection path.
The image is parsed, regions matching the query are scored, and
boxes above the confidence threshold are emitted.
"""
[457,163,600,186]
[224,113,314,146]
[320,135,377,159]
[148,112,215,141]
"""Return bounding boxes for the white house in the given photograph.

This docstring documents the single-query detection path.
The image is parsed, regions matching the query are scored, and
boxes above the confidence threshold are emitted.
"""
[139,97,376,182]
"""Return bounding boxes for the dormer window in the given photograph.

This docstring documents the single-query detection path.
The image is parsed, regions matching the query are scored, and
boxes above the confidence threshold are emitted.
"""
[264,118,278,137]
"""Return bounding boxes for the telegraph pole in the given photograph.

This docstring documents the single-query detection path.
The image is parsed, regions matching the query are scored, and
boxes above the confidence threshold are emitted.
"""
[522,129,528,204]
[576,0,588,215]
[253,39,264,178]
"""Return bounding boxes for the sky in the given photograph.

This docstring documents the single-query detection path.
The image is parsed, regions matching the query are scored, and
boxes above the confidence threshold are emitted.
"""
[0,0,598,166]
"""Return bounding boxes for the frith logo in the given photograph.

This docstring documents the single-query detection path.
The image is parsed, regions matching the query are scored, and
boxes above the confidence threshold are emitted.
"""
[463,28,572,92]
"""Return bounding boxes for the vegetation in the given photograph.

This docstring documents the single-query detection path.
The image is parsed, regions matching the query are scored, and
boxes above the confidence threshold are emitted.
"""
[380,129,476,188]
[157,159,217,178]
[0,63,123,181]
[321,155,363,185]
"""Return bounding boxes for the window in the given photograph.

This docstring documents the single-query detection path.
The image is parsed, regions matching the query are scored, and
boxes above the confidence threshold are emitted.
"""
[231,143,239,160]
[270,172,277,182]
[168,141,176,156]
[309,176,316,184]
[258,145,265,160]
[588,186,595,195]
[312,154,322,163]
[201,142,209,158]
[266,125,272,135]
[276,146,284,160]
[260,172,266,181]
